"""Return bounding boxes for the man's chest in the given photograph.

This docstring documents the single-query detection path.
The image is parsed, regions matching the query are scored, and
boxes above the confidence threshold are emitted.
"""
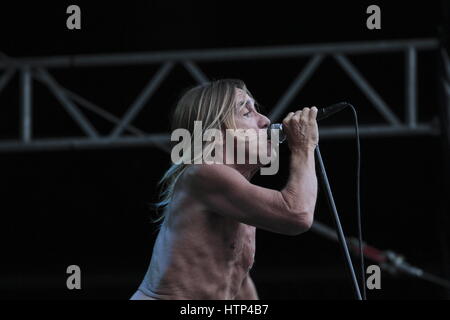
[228,225,256,270]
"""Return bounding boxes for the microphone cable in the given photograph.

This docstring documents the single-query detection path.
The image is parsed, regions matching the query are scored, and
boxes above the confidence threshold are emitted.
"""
[347,103,366,300]
[269,103,366,299]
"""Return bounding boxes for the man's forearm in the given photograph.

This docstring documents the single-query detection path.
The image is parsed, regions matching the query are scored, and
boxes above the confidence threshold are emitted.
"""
[281,147,318,217]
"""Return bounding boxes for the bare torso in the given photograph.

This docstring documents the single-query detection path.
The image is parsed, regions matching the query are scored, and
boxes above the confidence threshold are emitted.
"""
[132,167,256,300]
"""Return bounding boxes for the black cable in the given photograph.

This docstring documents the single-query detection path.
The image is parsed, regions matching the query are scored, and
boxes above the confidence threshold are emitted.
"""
[315,145,362,299]
[348,104,366,300]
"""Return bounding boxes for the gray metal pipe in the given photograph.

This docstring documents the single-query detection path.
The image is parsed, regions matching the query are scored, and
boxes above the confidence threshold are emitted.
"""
[0,39,438,70]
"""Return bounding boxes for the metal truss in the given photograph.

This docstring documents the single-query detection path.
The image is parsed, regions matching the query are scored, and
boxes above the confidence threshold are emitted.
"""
[0,38,442,153]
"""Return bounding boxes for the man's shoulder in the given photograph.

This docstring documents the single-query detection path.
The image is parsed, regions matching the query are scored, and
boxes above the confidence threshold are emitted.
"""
[185,163,235,177]
[183,164,242,192]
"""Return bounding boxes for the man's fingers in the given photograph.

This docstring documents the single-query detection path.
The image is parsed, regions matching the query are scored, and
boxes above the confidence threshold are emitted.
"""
[283,106,317,126]
[310,106,318,121]
[301,107,310,122]
[282,112,295,126]
[292,110,302,122]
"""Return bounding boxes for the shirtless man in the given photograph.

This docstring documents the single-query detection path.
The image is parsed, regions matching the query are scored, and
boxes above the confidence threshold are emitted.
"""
[131,80,318,300]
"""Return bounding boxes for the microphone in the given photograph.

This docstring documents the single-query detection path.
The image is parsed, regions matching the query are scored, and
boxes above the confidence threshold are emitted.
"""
[315,102,349,121]
[268,102,349,143]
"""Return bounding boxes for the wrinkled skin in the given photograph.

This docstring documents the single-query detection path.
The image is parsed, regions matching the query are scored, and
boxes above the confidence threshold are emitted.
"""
[131,89,318,300]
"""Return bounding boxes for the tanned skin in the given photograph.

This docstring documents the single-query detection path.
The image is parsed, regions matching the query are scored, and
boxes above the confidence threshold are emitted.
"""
[131,89,319,300]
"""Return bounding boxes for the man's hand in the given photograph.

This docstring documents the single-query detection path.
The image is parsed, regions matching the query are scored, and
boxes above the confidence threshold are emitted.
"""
[282,107,319,153]
[278,107,319,230]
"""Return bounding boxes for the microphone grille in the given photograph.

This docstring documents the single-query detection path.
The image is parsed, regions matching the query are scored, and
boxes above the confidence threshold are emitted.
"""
[269,123,283,131]
[268,123,286,144]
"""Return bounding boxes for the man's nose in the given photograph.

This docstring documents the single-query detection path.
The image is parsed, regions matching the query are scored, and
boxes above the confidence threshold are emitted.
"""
[259,114,271,129]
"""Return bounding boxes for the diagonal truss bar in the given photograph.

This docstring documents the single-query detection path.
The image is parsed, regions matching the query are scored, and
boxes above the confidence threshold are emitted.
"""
[110,62,174,138]
[0,69,15,94]
[269,55,324,122]
[406,47,418,128]
[32,73,145,136]
[63,88,146,136]
[334,54,402,125]
[183,61,209,84]
[36,68,99,138]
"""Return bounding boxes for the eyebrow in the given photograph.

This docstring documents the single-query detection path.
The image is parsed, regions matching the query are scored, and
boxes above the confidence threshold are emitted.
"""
[238,98,254,109]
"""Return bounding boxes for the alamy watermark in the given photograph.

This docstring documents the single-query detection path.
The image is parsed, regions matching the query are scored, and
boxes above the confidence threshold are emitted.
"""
[366,5,381,30]
[170,121,281,175]
[66,265,81,290]
[366,264,381,290]
[66,5,81,30]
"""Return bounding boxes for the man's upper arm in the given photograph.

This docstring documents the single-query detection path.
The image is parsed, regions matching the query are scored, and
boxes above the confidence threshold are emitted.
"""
[184,164,309,235]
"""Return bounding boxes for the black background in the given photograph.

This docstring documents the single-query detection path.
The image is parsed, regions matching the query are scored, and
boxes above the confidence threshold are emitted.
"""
[0,1,449,299]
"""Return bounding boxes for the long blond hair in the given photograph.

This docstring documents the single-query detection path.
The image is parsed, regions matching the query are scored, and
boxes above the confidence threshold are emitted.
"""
[152,79,255,225]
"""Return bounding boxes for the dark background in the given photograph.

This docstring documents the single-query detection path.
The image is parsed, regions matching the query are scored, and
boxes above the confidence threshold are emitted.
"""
[0,1,449,299]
